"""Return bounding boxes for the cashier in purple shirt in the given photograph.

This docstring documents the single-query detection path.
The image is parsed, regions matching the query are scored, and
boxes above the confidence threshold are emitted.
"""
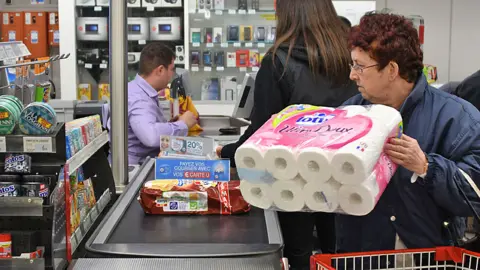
[127,43,197,164]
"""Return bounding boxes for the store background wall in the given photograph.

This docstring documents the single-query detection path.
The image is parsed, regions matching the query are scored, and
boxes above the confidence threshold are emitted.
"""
[0,0,62,97]
[449,0,480,82]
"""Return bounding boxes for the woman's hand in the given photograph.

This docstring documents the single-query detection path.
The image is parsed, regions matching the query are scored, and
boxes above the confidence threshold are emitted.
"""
[216,146,223,158]
[385,134,428,175]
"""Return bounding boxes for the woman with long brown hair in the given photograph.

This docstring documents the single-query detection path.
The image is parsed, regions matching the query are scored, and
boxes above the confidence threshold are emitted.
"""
[217,1,358,268]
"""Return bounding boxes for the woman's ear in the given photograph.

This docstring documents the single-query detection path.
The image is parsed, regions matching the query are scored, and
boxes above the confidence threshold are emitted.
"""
[389,61,400,81]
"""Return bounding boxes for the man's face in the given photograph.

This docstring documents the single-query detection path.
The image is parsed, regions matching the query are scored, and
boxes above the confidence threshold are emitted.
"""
[154,59,175,89]
[349,47,391,104]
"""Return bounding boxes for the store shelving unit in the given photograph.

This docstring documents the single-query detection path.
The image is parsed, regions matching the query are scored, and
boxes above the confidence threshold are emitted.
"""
[74,1,187,101]
[184,0,276,102]
[0,121,115,269]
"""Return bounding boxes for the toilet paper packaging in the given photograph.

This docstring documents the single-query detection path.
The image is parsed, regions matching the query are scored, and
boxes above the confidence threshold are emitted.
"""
[338,152,398,216]
[235,104,402,215]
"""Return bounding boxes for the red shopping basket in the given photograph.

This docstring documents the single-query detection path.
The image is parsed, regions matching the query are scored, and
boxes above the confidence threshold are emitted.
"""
[311,246,480,270]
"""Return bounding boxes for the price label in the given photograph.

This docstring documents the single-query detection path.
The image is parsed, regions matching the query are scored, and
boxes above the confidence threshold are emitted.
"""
[233,42,241,47]
[215,10,223,15]
[191,66,199,72]
[138,40,146,45]
[147,6,155,11]
[245,42,253,47]
[238,10,246,15]
[83,215,93,231]
[220,43,228,48]
[100,63,108,69]
[204,67,212,72]
[91,207,99,221]
[94,6,102,12]
[0,137,6,152]
[257,43,266,48]
[70,235,77,254]
[228,9,236,15]
[252,66,260,72]
[239,67,247,72]
[23,137,53,153]
[192,42,200,47]
[248,10,256,14]
[216,66,225,71]
[206,43,214,48]
[85,63,93,69]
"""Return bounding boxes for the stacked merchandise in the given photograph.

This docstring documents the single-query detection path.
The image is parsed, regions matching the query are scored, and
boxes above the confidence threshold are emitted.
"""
[236,104,403,216]
[138,135,250,215]
[65,115,103,159]
[58,166,96,234]
[0,95,57,135]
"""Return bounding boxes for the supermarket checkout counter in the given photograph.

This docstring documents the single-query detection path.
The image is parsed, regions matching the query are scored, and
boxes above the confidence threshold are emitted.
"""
[70,158,284,270]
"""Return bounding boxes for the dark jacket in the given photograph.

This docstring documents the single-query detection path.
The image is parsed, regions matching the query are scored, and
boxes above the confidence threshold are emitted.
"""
[455,70,480,110]
[221,44,358,165]
[337,75,480,255]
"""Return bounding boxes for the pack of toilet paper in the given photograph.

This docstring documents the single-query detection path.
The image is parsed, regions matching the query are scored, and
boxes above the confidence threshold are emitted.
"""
[236,104,402,216]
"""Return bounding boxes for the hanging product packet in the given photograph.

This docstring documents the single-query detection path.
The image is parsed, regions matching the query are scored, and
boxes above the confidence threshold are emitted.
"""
[235,104,403,216]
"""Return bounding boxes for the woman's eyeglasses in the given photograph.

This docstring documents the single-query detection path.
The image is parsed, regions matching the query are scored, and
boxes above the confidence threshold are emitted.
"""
[349,63,379,74]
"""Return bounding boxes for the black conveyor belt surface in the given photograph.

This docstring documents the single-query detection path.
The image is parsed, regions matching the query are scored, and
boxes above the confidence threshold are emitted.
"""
[108,169,269,244]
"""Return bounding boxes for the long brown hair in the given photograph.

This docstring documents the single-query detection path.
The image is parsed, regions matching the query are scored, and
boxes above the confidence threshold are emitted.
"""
[272,0,351,85]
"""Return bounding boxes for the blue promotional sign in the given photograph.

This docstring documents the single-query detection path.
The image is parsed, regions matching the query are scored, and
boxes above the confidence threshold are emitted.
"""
[155,158,230,182]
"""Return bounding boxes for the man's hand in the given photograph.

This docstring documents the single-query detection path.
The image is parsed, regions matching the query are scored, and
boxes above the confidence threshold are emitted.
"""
[178,111,198,129]
[385,134,428,175]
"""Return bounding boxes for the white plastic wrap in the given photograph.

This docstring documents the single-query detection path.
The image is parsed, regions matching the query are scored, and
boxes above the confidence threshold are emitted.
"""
[236,104,402,216]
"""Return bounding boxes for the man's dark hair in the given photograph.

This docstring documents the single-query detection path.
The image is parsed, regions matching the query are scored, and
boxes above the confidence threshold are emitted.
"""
[339,16,352,28]
[139,42,175,76]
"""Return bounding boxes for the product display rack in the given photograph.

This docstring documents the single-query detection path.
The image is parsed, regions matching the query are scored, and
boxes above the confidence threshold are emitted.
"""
[0,121,116,269]
[184,0,276,102]
[75,1,187,101]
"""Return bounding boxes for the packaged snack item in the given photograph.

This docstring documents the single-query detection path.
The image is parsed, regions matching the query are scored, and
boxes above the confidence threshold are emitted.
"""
[4,154,32,174]
[19,102,57,135]
[0,234,12,258]
[138,180,250,215]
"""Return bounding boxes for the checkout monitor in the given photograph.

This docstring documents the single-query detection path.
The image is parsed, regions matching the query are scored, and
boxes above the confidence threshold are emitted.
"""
[233,72,256,119]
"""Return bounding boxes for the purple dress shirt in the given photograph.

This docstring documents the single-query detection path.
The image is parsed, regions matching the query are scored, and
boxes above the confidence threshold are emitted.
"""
[127,75,188,164]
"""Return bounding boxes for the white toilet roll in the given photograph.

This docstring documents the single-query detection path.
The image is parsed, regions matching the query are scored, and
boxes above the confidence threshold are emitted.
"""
[339,105,368,116]
[264,145,298,180]
[331,105,402,185]
[239,180,273,209]
[235,144,269,182]
[303,179,341,212]
[271,176,306,211]
[297,148,332,183]
[337,172,382,216]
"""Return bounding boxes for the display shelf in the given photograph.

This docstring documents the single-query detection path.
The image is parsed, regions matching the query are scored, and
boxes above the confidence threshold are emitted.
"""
[189,8,276,15]
[0,124,64,154]
[66,130,108,175]
[0,258,45,269]
[0,197,44,217]
[70,189,111,255]
[185,0,275,102]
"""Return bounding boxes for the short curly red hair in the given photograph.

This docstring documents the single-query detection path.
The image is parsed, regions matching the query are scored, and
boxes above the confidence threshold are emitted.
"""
[349,12,424,83]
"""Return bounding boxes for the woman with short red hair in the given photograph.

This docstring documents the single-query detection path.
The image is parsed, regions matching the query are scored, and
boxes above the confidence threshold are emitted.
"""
[337,12,480,267]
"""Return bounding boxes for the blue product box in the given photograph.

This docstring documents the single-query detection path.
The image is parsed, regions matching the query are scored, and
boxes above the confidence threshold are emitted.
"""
[155,158,230,182]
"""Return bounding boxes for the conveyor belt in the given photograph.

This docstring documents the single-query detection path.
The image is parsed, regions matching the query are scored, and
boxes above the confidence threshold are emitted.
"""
[86,158,283,259]
[110,196,269,244]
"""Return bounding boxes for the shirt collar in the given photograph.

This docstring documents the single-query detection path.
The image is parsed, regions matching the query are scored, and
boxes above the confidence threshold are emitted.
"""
[134,74,159,98]
[399,73,427,114]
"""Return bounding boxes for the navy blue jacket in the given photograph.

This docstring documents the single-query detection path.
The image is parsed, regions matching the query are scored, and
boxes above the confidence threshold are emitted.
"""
[337,75,480,253]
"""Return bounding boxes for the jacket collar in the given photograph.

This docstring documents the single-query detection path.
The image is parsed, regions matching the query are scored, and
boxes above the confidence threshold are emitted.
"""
[134,74,159,98]
[399,73,428,114]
